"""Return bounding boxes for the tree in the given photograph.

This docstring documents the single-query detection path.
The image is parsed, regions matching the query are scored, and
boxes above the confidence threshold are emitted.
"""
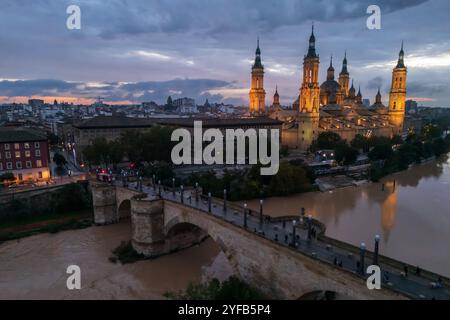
[368,144,394,161]
[0,172,15,182]
[53,153,67,167]
[335,142,358,166]
[310,132,343,151]
[351,134,370,153]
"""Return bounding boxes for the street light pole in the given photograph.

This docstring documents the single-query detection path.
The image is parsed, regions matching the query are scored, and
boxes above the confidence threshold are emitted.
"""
[307,215,312,240]
[373,235,380,266]
[243,203,248,229]
[291,220,297,247]
[208,192,212,213]
[223,189,227,214]
[195,182,199,203]
[259,199,264,230]
[180,185,184,203]
[158,180,161,197]
[360,242,366,275]
[172,178,175,197]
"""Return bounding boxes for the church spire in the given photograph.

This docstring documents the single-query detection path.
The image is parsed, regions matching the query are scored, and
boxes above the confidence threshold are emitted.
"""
[306,22,318,58]
[340,51,349,75]
[396,41,405,68]
[253,37,263,69]
[327,55,335,80]
[375,87,382,104]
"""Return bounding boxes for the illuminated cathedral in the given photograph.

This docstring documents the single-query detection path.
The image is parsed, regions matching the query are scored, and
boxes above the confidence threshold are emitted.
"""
[248,25,407,150]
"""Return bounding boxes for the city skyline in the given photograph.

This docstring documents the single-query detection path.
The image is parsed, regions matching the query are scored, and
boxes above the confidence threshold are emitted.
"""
[0,0,449,107]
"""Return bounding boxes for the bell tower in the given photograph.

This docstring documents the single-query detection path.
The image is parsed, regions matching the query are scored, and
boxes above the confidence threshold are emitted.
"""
[298,24,320,150]
[249,38,266,114]
[388,42,407,134]
[338,52,350,98]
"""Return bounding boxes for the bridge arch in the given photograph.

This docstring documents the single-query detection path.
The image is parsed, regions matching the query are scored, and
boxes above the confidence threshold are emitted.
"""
[164,215,240,276]
[118,199,131,221]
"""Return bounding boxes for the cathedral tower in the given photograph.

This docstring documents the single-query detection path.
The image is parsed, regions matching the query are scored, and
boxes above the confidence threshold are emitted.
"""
[298,24,320,150]
[299,24,320,114]
[272,86,281,110]
[338,52,350,97]
[249,38,266,114]
[388,42,407,133]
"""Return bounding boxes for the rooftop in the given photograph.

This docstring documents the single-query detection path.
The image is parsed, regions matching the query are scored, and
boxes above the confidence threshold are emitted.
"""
[0,127,47,143]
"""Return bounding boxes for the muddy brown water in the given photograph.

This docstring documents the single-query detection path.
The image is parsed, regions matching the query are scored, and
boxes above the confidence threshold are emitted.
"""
[0,155,448,299]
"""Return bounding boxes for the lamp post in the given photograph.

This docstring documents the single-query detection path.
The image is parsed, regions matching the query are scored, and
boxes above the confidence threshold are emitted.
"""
[291,220,297,247]
[180,185,184,204]
[223,189,227,214]
[139,176,143,192]
[195,182,199,203]
[208,192,212,213]
[172,178,175,197]
[152,174,156,191]
[307,215,312,240]
[158,180,161,197]
[259,199,264,229]
[244,203,248,229]
[373,235,380,266]
[360,242,366,275]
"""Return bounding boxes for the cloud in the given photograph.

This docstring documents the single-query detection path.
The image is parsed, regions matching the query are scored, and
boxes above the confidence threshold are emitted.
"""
[0,78,233,104]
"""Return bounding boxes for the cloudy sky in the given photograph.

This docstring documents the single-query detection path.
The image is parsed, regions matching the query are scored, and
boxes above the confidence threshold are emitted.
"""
[0,0,449,107]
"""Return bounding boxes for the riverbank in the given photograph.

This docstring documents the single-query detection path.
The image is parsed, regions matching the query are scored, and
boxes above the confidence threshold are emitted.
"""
[0,210,93,243]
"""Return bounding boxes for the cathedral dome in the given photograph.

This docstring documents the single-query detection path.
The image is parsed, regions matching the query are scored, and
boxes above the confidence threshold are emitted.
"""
[320,80,340,92]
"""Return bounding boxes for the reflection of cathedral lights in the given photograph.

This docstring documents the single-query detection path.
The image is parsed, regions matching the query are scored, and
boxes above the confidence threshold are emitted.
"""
[381,191,398,242]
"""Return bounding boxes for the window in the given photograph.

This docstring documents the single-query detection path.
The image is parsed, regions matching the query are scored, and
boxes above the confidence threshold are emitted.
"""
[16,162,22,169]
[26,161,32,168]
[36,160,42,168]
[34,142,40,148]
[24,143,30,149]
[5,151,11,159]
[14,143,20,150]
[6,162,12,170]
[38,172,43,179]
[0,163,2,171]
[4,144,10,150]
[25,150,31,158]
[18,173,23,181]
[15,151,21,158]
[35,150,41,157]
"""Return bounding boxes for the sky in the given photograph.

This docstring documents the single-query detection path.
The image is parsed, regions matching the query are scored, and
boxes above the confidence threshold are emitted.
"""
[0,0,449,107]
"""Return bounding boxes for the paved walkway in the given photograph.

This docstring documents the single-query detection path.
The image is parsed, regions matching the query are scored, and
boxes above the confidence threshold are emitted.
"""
[126,181,450,300]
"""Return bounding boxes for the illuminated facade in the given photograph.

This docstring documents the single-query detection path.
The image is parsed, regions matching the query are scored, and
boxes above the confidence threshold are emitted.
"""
[252,25,408,150]
[249,39,266,114]
[388,42,408,134]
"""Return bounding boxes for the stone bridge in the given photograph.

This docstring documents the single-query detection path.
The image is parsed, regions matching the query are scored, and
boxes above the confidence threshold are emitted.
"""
[91,182,449,300]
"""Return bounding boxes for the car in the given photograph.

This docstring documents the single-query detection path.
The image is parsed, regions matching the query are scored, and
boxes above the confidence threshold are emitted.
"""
[8,183,19,189]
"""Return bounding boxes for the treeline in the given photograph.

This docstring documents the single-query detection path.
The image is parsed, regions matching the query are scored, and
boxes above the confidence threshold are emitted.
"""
[369,123,450,181]
[164,277,265,300]
[309,119,450,181]
[0,183,92,223]
[82,126,175,167]
[187,161,316,201]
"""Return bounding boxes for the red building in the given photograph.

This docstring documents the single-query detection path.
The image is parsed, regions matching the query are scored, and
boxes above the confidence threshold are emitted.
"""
[0,127,51,182]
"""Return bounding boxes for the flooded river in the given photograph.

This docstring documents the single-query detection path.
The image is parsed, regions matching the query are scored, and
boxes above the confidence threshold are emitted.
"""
[246,155,450,277]
[0,222,233,299]
[0,155,448,299]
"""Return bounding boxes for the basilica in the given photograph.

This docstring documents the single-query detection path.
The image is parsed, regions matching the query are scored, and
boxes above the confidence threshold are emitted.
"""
[249,25,407,150]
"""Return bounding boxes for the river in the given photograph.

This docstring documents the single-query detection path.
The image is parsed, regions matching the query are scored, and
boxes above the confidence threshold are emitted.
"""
[245,155,450,277]
[0,155,448,299]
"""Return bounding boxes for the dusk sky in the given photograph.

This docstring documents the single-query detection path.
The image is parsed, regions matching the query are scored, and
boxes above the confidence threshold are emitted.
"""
[0,0,449,107]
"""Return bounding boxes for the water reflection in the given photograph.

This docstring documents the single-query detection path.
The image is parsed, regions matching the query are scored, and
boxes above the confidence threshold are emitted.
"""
[245,155,450,277]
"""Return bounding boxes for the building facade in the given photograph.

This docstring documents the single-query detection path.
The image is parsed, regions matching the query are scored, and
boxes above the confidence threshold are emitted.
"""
[252,26,408,150]
[0,127,50,182]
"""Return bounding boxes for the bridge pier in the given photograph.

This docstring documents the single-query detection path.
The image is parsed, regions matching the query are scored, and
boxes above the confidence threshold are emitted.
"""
[91,183,118,225]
